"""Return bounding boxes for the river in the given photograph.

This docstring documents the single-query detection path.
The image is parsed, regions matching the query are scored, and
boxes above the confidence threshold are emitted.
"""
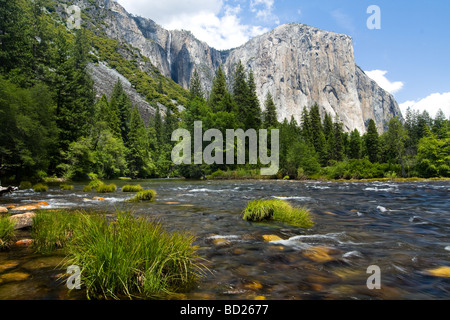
[0,179,449,300]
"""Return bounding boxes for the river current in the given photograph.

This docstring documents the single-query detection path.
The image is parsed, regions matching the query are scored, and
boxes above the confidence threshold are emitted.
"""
[0,179,449,300]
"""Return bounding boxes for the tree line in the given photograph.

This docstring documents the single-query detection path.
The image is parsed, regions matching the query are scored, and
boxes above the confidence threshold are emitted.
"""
[0,0,448,183]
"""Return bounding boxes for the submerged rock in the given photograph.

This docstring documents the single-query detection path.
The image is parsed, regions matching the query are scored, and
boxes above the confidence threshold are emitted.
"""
[303,246,335,263]
[263,235,283,242]
[426,266,450,278]
[0,272,30,283]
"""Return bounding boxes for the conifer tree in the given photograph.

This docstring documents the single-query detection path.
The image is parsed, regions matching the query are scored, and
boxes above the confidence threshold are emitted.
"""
[263,92,278,128]
[309,104,327,166]
[232,61,251,124]
[127,107,154,178]
[366,119,380,163]
[209,66,227,111]
[246,70,262,129]
[189,70,204,101]
[348,129,362,159]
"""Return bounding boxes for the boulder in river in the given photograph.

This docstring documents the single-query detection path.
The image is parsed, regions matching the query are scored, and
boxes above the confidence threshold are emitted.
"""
[9,212,36,230]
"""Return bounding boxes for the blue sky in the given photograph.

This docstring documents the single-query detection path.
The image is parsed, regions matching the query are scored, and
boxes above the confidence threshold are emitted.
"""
[117,0,450,117]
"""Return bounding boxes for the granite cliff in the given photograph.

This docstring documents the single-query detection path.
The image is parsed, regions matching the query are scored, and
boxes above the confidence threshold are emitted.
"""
[65,0,402,132]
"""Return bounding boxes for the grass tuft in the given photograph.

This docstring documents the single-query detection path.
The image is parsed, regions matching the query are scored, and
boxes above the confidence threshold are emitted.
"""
[33,183,48,192]
[243,199,314,228]
[127,190,157,202]
[122,185,144,193]
[19,181,32,190]
[95,184,117,193]
[60,184,74,191]
[0,215,16,250]
[83,185,93,192]
[30,210,205,299]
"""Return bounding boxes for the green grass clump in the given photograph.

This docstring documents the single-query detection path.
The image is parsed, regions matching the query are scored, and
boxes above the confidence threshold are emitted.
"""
[33,183,48,192]
[243,199,314,229]
[0,215,16,250]
[127,190,157,202]
[31,210,81,254]
[122,184,144,193]
[83,185,93,192]
[19,181,32,190]
[95,184,117,193]
[60,184,74,191]
[65,211,204,299]
[89,179,104,189]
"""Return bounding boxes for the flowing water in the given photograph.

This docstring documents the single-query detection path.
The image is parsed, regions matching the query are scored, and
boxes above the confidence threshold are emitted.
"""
[0,179,449,300]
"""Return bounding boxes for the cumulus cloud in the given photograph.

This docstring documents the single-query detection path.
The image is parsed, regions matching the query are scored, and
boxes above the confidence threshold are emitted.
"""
[116,0,270,50]
[250,0,279,24]
[365,70,404,94]
[399,93,450,119]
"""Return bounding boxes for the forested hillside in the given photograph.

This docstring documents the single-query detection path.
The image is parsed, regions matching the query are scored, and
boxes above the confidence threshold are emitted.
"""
[0,0,448,184]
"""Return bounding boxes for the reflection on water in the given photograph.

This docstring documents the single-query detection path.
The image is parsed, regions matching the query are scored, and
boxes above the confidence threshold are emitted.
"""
[1,179,449,300]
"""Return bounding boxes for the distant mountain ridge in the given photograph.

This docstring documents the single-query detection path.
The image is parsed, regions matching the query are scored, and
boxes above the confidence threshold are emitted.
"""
[64,0,403,132]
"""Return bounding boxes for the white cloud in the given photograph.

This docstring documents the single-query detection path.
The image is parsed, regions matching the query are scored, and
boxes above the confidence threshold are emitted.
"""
[116,0,270,50]
[399,93,450,119]
[365,70,404,94]
[250,0,279,24]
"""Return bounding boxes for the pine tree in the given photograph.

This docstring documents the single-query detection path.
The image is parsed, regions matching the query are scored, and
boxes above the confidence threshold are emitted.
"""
[348,129,362,159]
[189,70,204,101]
[309,104,327,166]
[95,95,121,138]
[366,119,380,163]
[56,29,95,152]
[110,79,132,143]
[232,61,251,124]
[300,107,312,145]
[332,118,344,161]
[246,70,262,129]
[0,0,32,79]
[127,107,154,178]
[209,65,228,111]
[263,92,278,128]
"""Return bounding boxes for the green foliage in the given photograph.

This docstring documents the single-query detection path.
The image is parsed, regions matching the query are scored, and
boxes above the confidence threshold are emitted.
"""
[64,211,203,299]
[60,184,74,191]
[127,190,157,202]
[95,184,117,193]
[31,210,204,298]
[243,199,313,228]
[83,185,93,192]
[263,92,278,128]
[31,210,81,254]
[189,70,204,101]
[416,134,450,178]
[33,183,48,192]
[19,181,33,190]
[0,215,16,250]
[366,119,380,163]
[127,107,155,178]
[121,184,144,193]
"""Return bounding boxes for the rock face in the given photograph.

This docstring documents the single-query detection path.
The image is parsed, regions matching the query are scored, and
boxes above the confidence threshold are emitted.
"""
[72,0,402,132]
